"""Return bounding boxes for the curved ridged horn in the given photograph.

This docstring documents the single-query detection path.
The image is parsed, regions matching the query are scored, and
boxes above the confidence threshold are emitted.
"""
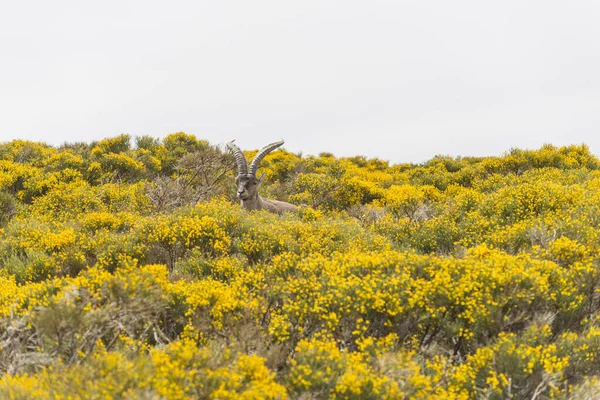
[226,140,248,176]
[249,140,284,176]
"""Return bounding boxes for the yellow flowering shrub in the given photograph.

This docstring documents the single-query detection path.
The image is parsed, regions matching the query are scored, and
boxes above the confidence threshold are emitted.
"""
[0,160,41,200]
[0,340,286,400]
[446,324,569,399]
[3,137,600,398]
[0,272,19,318]
[375,184,427,219]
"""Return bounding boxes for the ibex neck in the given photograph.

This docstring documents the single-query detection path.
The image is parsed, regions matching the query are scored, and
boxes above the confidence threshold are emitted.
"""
[241,194,263,211]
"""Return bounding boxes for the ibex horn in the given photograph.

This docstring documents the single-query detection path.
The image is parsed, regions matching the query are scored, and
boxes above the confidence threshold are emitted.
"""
[226,140,248,176]
[249,140,284,177]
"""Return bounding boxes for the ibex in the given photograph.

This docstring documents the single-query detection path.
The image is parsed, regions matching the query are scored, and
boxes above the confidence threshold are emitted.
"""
[227,140,297,214]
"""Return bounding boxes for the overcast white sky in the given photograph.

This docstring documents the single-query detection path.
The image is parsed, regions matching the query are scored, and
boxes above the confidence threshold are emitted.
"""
[1,1,599,163]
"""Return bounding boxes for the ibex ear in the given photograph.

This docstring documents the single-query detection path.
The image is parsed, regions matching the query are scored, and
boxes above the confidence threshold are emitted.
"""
[257,172,266,185]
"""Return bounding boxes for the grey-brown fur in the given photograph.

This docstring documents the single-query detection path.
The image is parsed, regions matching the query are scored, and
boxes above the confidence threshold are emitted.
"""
[227,140,297,214]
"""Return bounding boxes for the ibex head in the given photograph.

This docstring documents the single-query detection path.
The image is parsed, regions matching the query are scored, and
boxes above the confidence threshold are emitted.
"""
[227,140,284,201]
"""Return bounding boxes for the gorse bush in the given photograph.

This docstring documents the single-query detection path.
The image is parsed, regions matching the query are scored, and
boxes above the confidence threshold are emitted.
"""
[0,191,16,227]
[1,135,600,398]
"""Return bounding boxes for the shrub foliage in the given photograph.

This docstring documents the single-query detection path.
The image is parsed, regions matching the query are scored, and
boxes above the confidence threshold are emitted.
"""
[1,135,600,398]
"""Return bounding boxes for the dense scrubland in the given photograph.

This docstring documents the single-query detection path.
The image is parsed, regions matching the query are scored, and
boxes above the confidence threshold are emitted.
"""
[2,134,600,398]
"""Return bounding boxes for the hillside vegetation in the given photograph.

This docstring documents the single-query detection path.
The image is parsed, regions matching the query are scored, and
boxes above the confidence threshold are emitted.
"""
[2,134,600,398]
